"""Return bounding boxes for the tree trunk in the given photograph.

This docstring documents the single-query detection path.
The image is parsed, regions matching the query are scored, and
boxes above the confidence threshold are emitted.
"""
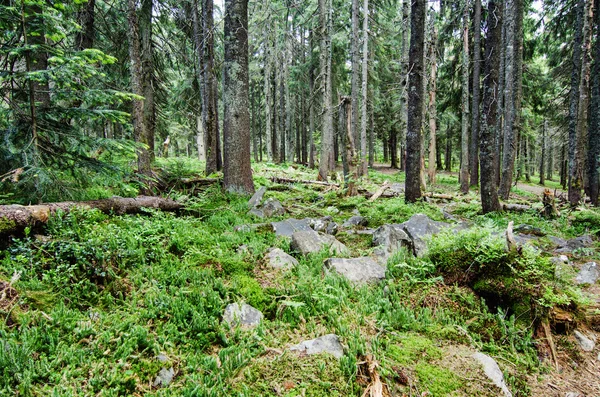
[140,0,156,169]
[0,197,184,236]
[351,0,360,173]
[405,0,426,202]
[428,23,438,185]
[360,0,370,176]
[470,0,482,186]
[75,0,96,51]
[498,0,517,199]
[480,0,502,213]
[196,116,205,161]
[495,5,506,188]
[318,0,335,180]
[570,0,593,205]
[309,30,316,169]
[547,133,553,181]
[588,0,600,205]
[540,120,546,185]
[265,29,273,162]
[223,0,254,194]
[460,0,470,194]
[399,0,410,171]
[445,124,452,171]
[202,0,222,174]
[127,0,151,177]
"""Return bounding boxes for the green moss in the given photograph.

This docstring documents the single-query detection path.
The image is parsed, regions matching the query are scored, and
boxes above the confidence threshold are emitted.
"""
[0,218,16,234]
[415,362,463,395]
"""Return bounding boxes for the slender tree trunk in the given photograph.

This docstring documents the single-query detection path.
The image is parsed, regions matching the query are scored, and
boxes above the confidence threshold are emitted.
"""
[279,62,286,163]
[198,0,220,174]
[405,0,426,202]
[75,0,96,51]
[561,142,567,189]
[309,30,316,169]
[470,0,482,186]
[547,133,553,181]
[399,0,410,169]
[318,0,335,180]
[427,23,438,185]
[498,0,517,199]
[265,30,273,162]
[480,0,502,213]
[351,0,360,172]
[445,123,452,172]
[540,120,547,185]
[252,83,259,162]
[390,127,398,169]
[360,0,369,176]
[570,0,593,205]
[460,0,470,194]
[223,0,254,194]
[495,2,506,187]
[140,0,155,167]
[588,0,600,205]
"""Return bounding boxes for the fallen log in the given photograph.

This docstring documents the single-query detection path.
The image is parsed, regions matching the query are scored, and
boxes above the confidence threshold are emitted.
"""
[269,176,340,187]
[368,181,391,202]
[0,196,184,235]
[502,203,531,212]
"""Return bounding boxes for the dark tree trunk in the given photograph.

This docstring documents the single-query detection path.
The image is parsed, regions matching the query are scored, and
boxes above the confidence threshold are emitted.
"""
[223,0,254,194]
[540,120,547,185]
[309,34,316,169]
[140,0,156,167]
[561,142,568,189]
[588,0,600,205]
[480,0,502,213]
[318,0,335,180]
[445,124,452,172]
[75,0,96,51]
[405,0,426,202]
[460,0,470,194]
[470,0,482,186]
[203,0,222,174]
[390,128,398,169]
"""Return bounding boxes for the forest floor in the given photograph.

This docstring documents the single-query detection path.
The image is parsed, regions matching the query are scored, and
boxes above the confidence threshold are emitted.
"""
[0,159,598,396]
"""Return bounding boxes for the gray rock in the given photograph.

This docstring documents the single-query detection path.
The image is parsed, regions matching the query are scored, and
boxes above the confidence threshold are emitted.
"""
[342,215,368,228]
[551,256,576,281]
[400,214,450,257]
[325,257,386,284]
[307,216,337,234]
[248,208,265,218]
[234,223,268,233]
[574,330,596,352]
[326,221,339,236]
[153,367,175,388]
[513,233,540,246]
[223,303,263,328]
[565,393,581,397]
[262,198,285,218]
[265,248,299,270]
[248,186,267,209]
[372,225,411,256]
[472,352,513,397]
[291,230,350,256]
[157,353,169,363]
[290,334,344,359]
[549,236,568,248]
[575,262,599,285]
[271,218,313,237]
[556,235,594,253]
[326,206,340,215]
[514,224,546,236]
[388,183,404,194]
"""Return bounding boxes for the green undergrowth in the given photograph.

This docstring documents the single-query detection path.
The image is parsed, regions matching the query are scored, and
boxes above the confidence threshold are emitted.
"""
[0,163,595,396]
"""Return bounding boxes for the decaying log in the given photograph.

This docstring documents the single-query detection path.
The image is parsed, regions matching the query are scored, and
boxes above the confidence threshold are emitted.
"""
[502,203,531,212]
[505,221,521,254]
[368,181,391,202]
[178,177,221,186]
[0,196,184,235]
[270,176,340,187]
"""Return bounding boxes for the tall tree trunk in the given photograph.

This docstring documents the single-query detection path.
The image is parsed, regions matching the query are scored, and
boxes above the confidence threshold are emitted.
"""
[469,0,482,186]
[279,61,286,163]
[252,83,259,162]
[351,0,360,172]
[540,120,546,185]
[561,141,567,189]
[192,0,205,162]
[399,0,410,170]
[223,0,254,194]
[75,0,96,51]
[427,23,438,185]
[203,0,222,174]
[588,0,600,205]
[498,0,517,199]
[445,124,452,171]
[570,0,593,205]
[127,0,151,176]
[460,0,470,194]
[480,0,502,213]
[547,133,553,181]
[360,0,370,176]
[405,0,426,202]
[140,0,155,168]
[318,0,335,180]
[495,1,506,187]
[265,30,273,162]
[309,30,316,169]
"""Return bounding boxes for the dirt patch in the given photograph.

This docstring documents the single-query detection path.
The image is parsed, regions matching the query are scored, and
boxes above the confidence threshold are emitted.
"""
[0,280,19,311]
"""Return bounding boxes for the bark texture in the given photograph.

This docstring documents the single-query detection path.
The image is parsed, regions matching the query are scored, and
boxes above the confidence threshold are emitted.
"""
[469,0,482,186]
[318,0,335,180]
[0,197,183,235]
[588,0,600,205]
[427,24,438,185]
[360,0,370,176]
[75,0,96,51]
[460,0,470,194]
[223,0,254,194]
[405,0,426,202]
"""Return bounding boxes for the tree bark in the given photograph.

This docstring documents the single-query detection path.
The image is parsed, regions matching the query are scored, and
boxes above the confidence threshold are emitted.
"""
[405,0,426,202]
[570,0,593,205]
[265,26,273,162]
[360,0,370,176]
[318,0,335,180]
[540,120,547,185]
[223,0,254,194]
[399,0,410,171]
[588,0,600,205]
[470,0,482,186]
[75,0,96,51]
[309,29,316,169]
[0,197,184,236]
[427,23,438,185]
[140,0,156,169]
[480,0,502,213]
[351,0,360,171]
[498,0,517,199]
[460,0,470,194]
[203,0,222,174]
